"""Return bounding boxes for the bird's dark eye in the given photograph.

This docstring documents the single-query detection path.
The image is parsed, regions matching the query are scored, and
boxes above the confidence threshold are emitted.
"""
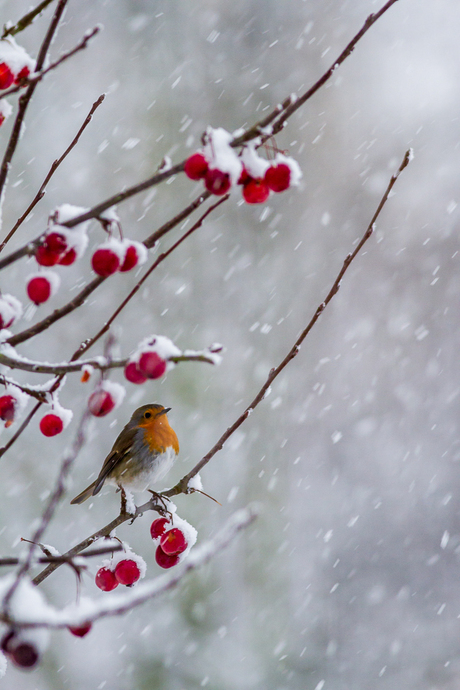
[144,411,152,419]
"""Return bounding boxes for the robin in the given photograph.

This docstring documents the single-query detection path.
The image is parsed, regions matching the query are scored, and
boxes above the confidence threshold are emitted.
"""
[70,403,179,505]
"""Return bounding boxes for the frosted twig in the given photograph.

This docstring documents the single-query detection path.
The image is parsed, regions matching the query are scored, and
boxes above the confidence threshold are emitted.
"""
[0,544,122,567]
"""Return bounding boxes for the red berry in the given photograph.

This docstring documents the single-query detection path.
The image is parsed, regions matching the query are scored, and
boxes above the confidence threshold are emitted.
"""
[39,413,63,437]
[88,389,115,417]
[0,114,5,127]
[155,545,180,569]
[14,66,30,84]
[242,178,270,204]
[119,244,139,272]
[58,247,77,265]
[0,63,14,90]
[68,623,92,637]
[114,559,141,586]
[160,528,188,555]
[95,567,119,591]
[0,395,16,422]
[27,276,52,304]
[204,168,231,195]
[10,642,39,669]
[124,361,147,385]
[91,248,120,277]
[137,351,167,379]
[184,152,209,180]
[264,163,291,192]
[150,517,170,540]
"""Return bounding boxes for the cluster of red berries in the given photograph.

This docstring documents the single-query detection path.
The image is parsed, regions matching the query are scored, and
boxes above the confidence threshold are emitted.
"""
[124,350,167,384]
[95,558,142,591]
[184,147,300,204]
[150,517,189,569]
[91,239,147,277]
[0,62,29,90]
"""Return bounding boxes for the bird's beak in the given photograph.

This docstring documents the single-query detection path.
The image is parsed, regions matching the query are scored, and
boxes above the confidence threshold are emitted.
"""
[158,407,171,417]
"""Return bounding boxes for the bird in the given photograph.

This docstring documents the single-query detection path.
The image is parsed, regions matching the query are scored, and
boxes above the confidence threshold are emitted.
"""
[71,403,179,505]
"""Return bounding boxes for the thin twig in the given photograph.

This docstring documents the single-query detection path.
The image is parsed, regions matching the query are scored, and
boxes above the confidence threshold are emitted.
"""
[2,0,56,38]
[0,94,105,253]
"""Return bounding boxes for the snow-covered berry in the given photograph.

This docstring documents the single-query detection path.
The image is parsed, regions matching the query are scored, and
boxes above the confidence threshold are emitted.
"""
[119,240,147,273]
[0,62,13,90]
[68,623,92,638]
[124,361,147,385]
[184,152,209,180]
[35,232,68,266]
[88,389,115,417]
[114,559,141,586]
[58,247,77,265]
[160,527,188,556]
[95,567,118,591]
[155,545,180,569]
[137,351,167,379]
[150,517,170,540]
[39,413,64,437]
[0,394,16,423]
[242,178,270,204]
[264,163,291,192]
[14,65,29,84]
[205,168,231,195]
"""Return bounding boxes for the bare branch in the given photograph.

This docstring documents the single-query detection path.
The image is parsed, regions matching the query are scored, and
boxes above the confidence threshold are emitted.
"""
[0,544,122,567]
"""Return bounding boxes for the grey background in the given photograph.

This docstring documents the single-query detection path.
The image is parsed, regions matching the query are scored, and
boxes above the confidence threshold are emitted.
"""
[0,0,459,688]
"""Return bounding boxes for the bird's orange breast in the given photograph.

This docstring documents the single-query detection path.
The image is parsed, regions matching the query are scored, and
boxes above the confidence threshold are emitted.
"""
[140,416,179,455]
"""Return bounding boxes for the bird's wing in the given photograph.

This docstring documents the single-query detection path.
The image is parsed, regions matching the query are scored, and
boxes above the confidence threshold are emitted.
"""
[92,426,138,495]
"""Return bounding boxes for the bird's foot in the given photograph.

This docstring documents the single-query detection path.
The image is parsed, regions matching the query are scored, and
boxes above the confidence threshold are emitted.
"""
[147,490,172,519]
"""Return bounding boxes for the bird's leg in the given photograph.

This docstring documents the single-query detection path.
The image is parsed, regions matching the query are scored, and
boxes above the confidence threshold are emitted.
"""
[147,490,172,519]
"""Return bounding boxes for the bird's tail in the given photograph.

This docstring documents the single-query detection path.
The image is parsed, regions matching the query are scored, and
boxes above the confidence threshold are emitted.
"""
[70,480,97,505]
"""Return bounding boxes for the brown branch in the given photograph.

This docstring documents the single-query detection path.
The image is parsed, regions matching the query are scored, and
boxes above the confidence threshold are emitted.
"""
[0,94,105,253]
[164,148,413,497]
[0,0,69,200]
[2,0,56,39]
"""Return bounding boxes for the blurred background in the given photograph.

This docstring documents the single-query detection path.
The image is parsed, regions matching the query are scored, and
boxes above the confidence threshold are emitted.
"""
[0,0,459,687]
